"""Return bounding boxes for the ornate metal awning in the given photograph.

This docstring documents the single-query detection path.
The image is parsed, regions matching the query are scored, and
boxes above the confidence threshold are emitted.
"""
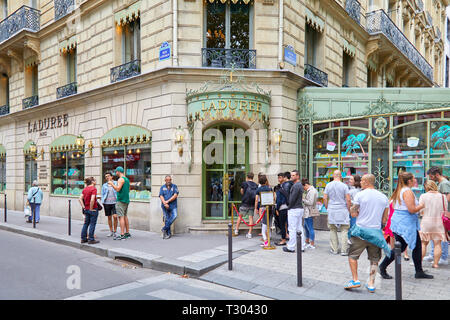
[59,36,77,54]
[114,1,141,26]
[305,7,324,33]
[204,0,253,4]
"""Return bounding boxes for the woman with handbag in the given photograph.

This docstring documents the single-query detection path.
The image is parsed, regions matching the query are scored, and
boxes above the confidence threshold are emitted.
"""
[419,180,448,268]
[302,178,319,249]
[27,180,43,223]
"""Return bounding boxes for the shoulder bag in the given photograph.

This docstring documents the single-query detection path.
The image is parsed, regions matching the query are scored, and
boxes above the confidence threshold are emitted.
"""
[441,195,450,232]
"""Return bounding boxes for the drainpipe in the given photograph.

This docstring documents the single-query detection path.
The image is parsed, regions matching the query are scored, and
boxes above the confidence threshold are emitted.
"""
[173,0,178,66]
[278,0,284,67]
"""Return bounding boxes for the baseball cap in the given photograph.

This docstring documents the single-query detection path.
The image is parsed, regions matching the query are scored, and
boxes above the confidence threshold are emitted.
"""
[115,166,124,173]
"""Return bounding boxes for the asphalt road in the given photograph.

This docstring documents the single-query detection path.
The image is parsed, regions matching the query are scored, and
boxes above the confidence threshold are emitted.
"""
[0,229,163,299]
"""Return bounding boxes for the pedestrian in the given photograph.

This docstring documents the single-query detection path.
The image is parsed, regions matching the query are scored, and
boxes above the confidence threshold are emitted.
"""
[101,172,118,237]
[26,180,43,223]
[159,175,179,239]
[419,180,448,268]
[348,175,361,229]
[109,166,131,240]
[302,178,319,249]
[283,170,305,253]
[79,177,99,244]
[235,172,258,238]
[424,166,450,266]
[255,174,273,248]
[274,172,290,246]
[378,172,433,279]
[323,170,352,256]
[383,201,395,249]
[344,174,390,293]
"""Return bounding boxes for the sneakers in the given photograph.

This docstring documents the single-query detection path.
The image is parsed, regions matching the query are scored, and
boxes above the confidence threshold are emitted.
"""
[283,247,295,253]
[423,255,433,262]
[306,244,316,250]
[365,283,375,293]
[330,249,339,255]
[344,280,361,290]
[234,229,239,236]
[124,232,131,239]
[260,240,268,247]
[107,231,116,237]
[114,234,126,240]
[246,233,252,239]
[438,258,448,265]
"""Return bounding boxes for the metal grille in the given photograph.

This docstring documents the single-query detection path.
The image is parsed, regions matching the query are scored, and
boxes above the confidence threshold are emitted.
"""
[304,64,328,87]
[54,0,75,21]
[0,6,40,44]
[110,60,141,83]
[56,82,77,99]
[366,10,433,82]
[0,105,9,116]
[345,0,361,24]
[202,48,256,69]
[22,95,39,110]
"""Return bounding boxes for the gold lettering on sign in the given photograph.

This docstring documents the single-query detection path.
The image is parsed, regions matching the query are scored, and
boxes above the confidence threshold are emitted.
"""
[218,100,227,110]
[201,101,207,112]
[228,100,237,110]
[249,101,255,112]
[256,102,262,113]
[209,101,217,111]
[239,100,248,111]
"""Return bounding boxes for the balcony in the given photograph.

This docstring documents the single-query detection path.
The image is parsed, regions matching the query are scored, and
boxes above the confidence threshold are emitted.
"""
[0,105,9,116]
[0,6,40,45]
[54,0,75,21]
[23,95,38,110]
[56,82,77,99]
[110,59,141,83]
[415,0,424,12]
[202,48,256,69]
[345,0,361,25]
[304,64,328,87]
[366,9,433,83]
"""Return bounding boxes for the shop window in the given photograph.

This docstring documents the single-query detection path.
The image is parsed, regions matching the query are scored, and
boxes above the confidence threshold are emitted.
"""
[25,155,37,192]
[102,144,151,200]
[430,121,450,160]
[51,151,84,195]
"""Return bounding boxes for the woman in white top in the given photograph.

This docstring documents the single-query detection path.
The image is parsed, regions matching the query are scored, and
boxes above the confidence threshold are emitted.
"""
[348,175,361,229]
[419,180,448,268]
[379,172,433,280]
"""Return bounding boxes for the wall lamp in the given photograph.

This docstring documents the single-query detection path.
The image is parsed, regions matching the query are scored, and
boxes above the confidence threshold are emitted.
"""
[75,135,94,156]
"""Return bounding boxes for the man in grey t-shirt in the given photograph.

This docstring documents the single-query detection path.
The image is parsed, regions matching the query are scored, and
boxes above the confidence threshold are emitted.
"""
[323,170,351,255]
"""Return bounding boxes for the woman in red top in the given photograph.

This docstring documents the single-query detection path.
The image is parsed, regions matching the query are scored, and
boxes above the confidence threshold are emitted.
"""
[79,177,99,244]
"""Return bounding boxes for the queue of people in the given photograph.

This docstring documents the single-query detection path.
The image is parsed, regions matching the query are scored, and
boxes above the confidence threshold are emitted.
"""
[234,166,449,293]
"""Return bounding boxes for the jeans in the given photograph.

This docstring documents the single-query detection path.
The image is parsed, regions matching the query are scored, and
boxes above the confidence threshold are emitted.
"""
[29,203,41,222]
[379,231,423,274]
[429,240,449,260]
[81,210,99,241]
[287,208,305,251]
[304,217,315,242]
[278,209,288,240]
[162,207,177,236]
[349,215,356,229]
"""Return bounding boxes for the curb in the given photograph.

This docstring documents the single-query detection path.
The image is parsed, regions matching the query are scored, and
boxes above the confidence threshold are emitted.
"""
[0,222,248,277]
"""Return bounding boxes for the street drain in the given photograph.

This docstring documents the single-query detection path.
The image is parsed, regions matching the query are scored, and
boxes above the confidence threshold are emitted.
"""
[114,256,143,269]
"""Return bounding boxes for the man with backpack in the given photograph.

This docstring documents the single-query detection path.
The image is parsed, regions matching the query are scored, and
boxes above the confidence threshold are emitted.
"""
[235,172,258,238]
[275,172,293,246]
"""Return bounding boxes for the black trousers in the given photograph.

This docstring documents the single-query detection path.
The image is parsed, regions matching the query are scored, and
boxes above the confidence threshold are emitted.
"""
[379,231,423,274]
[278,209,288,240]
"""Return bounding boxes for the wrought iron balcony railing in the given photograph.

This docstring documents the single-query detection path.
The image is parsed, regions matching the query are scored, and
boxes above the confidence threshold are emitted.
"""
[415,0,424,12]
[0,105,9,116]
[0,6,40,44]
[22,95,39,110]
[202,48,256,69]
[345,0,361,25]
[304,64,328,87]
[57,82,77,99]
[54,0,75,21]
[366,9,433,82]
[110,59,141,83]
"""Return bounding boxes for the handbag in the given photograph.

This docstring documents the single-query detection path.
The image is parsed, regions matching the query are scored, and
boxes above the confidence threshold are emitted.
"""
[310,206,320,217]
[24,206,31,217]
[441,195,450,232]
[96,200,103,211]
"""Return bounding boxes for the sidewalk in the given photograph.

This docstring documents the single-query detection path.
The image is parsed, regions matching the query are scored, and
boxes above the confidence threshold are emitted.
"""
[0,209,261,276]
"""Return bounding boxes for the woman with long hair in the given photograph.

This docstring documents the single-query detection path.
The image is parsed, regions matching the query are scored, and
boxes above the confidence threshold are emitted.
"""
[419,180,448,268]
[378,172,433,279]
[348,175,361,229]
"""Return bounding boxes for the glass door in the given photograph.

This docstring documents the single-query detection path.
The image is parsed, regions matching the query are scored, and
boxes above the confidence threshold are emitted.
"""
[203,124,248,220]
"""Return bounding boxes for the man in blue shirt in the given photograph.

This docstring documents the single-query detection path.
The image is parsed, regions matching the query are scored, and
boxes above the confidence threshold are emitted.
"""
[159,175,179,239]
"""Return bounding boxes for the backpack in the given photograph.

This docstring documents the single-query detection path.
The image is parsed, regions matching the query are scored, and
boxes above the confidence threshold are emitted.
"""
[243,181,258,205]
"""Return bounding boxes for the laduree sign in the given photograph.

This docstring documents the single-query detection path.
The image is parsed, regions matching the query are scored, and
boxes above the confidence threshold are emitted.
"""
[28,114,69,133]
[187,91,270,123]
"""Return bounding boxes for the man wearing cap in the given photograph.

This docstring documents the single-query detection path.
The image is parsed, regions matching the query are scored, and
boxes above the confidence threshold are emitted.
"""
[109,166,131,240]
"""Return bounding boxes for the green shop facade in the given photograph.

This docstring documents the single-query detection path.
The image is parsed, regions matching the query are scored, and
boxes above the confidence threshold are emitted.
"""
[298,87,450,221]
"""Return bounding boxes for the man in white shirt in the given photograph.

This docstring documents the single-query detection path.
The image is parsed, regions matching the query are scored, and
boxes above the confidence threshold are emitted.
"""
[344,174,389,293]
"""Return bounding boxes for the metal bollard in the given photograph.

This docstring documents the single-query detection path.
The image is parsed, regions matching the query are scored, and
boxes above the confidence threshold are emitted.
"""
[228,223,233,271]
[297,230,302,287]
[32,197,36,229]
[68,199,72,236]
[4,193,6,223]
[394,241,402,300]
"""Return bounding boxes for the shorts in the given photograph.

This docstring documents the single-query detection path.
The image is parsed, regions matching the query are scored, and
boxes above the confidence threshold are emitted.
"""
[239,206,254,219]
[116,202,129,217]
[104,203,116,216]
[348,236,381,263]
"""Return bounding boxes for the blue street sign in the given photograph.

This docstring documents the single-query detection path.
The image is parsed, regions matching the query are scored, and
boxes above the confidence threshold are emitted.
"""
[159,42,171,61]
[284,46,297,66]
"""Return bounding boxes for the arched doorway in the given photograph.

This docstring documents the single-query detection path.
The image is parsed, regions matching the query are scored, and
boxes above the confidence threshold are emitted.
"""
[202,123,250,220]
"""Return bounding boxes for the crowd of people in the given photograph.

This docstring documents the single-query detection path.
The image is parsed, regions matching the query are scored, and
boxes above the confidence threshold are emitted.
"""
[234,166,450,293]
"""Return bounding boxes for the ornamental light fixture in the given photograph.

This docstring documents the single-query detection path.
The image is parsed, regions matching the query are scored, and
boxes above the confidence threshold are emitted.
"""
[175,126,185,157]
[75,134,94,156]
[28,142,44,160]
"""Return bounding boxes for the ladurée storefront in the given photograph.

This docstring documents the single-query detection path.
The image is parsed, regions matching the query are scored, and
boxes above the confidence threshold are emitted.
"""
[0,67,314,233]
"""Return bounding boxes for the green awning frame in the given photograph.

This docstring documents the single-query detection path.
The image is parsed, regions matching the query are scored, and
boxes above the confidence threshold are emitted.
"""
[101,125,151,147]
[0,144,5,158]
[305,7,324,33]
[50,134,79,153]
[114,1,141,26]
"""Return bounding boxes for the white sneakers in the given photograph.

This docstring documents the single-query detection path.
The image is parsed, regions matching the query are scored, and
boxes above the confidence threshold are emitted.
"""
[305,243,316,249]
[439,258,448,265]
[246,233,252,239]
[107,231,116,237]
[234,229,239,236]
[423,255,433,262]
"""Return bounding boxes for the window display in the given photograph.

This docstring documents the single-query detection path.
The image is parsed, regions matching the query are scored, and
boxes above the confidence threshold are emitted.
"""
[51,151,85,195]
[25,155,37,192]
